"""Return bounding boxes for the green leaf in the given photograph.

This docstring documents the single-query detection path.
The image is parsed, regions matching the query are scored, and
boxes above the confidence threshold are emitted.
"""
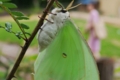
[21,23,29,29]
[5,22,12,32]
[2,3,17,8]
[0,0,10,2]
[12,11,24,16]
[25,32,31,36]
[15,32,22,39]
[5,22,12,28]
[0,1,3,4]
[54,1,64,8]
[16,16,29,20]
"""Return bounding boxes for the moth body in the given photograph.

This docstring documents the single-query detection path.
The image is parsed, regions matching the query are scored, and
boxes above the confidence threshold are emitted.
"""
[38,8,70,51]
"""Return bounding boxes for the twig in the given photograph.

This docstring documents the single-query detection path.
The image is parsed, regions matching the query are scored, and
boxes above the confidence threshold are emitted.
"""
[0,26,26,40]
[6,0,56,80]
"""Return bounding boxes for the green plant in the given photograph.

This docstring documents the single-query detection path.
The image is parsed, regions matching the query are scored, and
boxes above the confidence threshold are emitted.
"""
[0,0,56,80]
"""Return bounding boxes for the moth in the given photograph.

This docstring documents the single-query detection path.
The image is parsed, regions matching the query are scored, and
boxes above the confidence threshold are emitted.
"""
[35,0,99,80]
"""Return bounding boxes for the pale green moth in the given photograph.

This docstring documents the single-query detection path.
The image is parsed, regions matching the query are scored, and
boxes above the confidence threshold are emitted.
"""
[34,1,100,80]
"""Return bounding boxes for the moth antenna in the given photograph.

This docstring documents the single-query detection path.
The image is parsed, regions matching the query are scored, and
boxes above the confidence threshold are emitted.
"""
[55,0,64,9]
[68,3,82,10]
[66,0,74,10]
[38,16,54,24]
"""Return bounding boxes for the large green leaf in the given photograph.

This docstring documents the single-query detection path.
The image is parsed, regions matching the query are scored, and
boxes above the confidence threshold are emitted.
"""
[21,23,29,29]
[2,3,17,8]
[0,0,11,2]
[12,11,24,16]
[16,16,29,20]
[25,32,31,36]
[34,20,99,80]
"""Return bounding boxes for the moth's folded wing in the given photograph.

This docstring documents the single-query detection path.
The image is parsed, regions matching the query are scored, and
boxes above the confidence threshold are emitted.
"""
[69,20,100,80]
[34,20,85,80]
[80,37,100,80]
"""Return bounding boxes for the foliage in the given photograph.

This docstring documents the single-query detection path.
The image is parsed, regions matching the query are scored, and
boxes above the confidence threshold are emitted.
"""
[0,0,31,41]
[11,0,34,8]
[0,0,32,79]
[0,0,55,79]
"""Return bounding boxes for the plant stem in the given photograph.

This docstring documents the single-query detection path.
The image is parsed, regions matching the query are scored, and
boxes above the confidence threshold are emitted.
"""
[0,26,26,40]
[6,0,56,80]
[0,4,28,40]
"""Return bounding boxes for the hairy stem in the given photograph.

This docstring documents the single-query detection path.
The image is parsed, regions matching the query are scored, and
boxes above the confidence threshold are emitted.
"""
[6,0,56,80]
[0,4,27,40]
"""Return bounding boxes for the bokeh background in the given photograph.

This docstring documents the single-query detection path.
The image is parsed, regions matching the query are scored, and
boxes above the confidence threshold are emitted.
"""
[0,0,120,80]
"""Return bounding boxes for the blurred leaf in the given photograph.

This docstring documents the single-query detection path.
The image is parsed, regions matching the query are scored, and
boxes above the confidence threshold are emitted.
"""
[16,16,29,20]
[0,71,6,79]
[53,2,57,7]
[15,32,22,39]
[2,3,17,8]
[5,22,12,28]
[115,67,120,73]
[25,32,31,36]
[12,11,24,16]
[0,0,10,2]
[5,28,11,32]
[21,23,29,29]
[54,0,64,8]
[0,1,3,4]
[5,22,12,32]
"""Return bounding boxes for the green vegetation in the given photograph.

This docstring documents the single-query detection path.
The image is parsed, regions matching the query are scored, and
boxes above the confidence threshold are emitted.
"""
[0,18,120,58]
[0,20,38,46]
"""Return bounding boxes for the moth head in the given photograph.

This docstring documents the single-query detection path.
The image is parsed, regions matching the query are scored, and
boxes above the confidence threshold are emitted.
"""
[49,0,81,22]
[50,8,70,22]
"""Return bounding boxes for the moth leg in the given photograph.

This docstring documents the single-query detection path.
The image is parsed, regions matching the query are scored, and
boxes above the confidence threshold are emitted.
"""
[48,12,57,15]
[38,16,54,24]
[40,27,43,30]
[43,10,57,15]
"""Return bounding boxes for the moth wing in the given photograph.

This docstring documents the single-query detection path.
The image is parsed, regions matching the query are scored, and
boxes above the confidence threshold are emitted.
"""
[34,20,99,80]
[69,20,99,80]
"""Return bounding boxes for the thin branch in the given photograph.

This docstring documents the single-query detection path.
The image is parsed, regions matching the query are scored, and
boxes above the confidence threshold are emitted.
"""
[0,4,28,40]
[0,26,26,40]
[0,26,5,29]
[6,0,56,80]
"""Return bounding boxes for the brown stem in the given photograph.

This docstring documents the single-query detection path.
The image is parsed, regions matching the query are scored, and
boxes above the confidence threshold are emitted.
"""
[6,0,56,80]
